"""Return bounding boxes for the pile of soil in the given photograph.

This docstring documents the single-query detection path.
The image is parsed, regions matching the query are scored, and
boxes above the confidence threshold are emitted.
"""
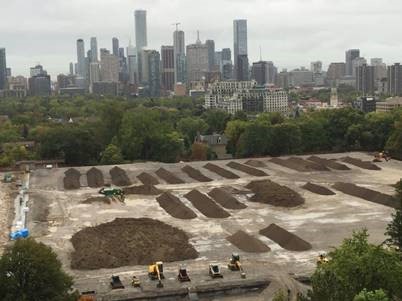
[207,188,247,209]
[341,157,381,171]
[203,163,240,179]
[184,189,231,218]
[71,218,198,270]
[270,157,329,172]
[156,168,185,184]
[82,196,111,205]
[308,156,351,170]
[246,180,305,207]
[302,182,336,196]
[333,182,400,209]
[137,172,160,186]
[227,161,268,177]
[259,224,312,251]
[156,192,197,219]
[86,167,104,188]
[109,166,131,186]
[227,230,270,253]
[182,165,212,182]
[64,168,81,190]
[123,185,163,195]
[245,160,267,168]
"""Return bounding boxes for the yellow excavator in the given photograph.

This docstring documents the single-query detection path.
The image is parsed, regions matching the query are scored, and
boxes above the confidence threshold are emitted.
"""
[373,151,391,163]
[148,261,164,288]
[317,254,329,266]
[228,253,246,278]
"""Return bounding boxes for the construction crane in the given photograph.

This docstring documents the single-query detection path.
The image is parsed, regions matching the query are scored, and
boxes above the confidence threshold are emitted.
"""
[148,261,164,288]
[227,253,246,278]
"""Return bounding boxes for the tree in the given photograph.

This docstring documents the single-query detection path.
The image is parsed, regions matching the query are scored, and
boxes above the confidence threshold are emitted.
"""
[224,120,248,156]
[386,121,402,160]
[273,289,288,301]
[0,238,77,301]
[191,142,208,161]
[307,230,402,301]
[353,289,390,301]
[100,144,124,165]
[202,110,231,134]
[177,117,208,148]
[386,179,402,249]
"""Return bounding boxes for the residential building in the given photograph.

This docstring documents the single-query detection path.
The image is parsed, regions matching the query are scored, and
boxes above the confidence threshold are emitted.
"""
[221,48,233,80]
[251,61,277,85]
[90,37,98,62]
[148,50,161,97]
[112,37,119,56]
[206,40,215,71]
[127,43,138,84]
[387,63,402,96]
[6,76,27,98]
[236,54,249,81]
[352,57,367,77]
[100,50,119,82]
[29,66,51,96]
[0,48,6,90]
[233,19,248,81]
[135,10,147,52]
[345,49,360,76]
[289,68,314,87]
[327,62,345,84]
[161,46,175,91]
[194,133,231,159]
[76,39,86,78]
[277,70,289,89]
[376,97,402,112]
[356,64,375,96]
[89,62,101,90]
[173,29,186,83]
[186,34,209,82]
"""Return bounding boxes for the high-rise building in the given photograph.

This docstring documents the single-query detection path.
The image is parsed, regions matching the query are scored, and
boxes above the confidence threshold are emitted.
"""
[356,64,375,96]
[112,37,119,56]
[89,62,101,89]
[135,10,147,52]
[221,48,232,80]
[90,37,98,63]
[100,49,119,82]
[186,34,209,83]
[127,42,138,85]
[0,48,6,90]
[69,62,74,75]
[148,50,161,97]
[251,61,277,85]
[28,65,51,96]
[310,61,322,73]
[233,19,248,80]
[205,40,215,71]
[76,39,86,78]
[352,57,367,77]
[345,49,360,76]
[327,62,346,83]
[387,63,402,96]
[173,29,186,83]
[161,46,175,92]
[289,68,314,87]
[222,48,231,61]
[371,58,387,90]
[30,65,46,77]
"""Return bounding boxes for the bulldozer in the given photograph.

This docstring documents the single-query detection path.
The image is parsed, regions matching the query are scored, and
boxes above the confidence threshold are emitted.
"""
[228,253,246,278]
[148,261,164,288]
[177,265,191,282]
[99,187,125,203]
[317,254,329,266]
[373,151,391,163]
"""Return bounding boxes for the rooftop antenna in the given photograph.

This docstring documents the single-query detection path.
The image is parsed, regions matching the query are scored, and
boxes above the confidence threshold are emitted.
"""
[196,30,201,44]
[172,22,181,31]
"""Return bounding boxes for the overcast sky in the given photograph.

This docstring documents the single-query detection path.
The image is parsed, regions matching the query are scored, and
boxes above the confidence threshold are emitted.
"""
[2,0,402,77]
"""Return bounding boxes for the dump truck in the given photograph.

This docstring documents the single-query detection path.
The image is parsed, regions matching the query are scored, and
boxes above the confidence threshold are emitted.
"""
[228,253,246,278]
[148,261,164,288]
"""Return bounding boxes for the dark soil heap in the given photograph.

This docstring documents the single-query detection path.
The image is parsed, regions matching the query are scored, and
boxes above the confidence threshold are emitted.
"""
[227,161,268,177]
[207,188,247,209]
[246,180,305,207]
[270,157,329,172]
[123,185,163,195]
[82,196,111,205]
[341,157,381,171]
[308,156,350,170]
[245,160,267,168]
[64,168,81,190]
[333,182,400,209]
[182,165,212,182]
[137,172,160,186]
[71,218,198,270]
[184,189,231,218]
[86,167,104,188]
[156,168,185,184]
[227,230,270,253]
[259,224,312,251]
[302,182,336,196]
[203,163,240,179]
[156,192,197,219]
[109,166,131,186]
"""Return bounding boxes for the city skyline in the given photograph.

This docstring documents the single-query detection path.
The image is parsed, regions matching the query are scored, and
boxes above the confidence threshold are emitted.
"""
[2,0,402,77]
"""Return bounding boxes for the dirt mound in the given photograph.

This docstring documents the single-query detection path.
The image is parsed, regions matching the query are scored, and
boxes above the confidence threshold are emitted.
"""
[156,192,197,219]
[184,190,231,218]
[137,172,159,186]
[227,161,268,177]
[64,168,81,190]
[123,185,163,195]
[207,188,247,209]
[308,156,351,170]
[203,163,240,179]
[110,166,131,186]
[82,196,111,205]
[71,218,198,270]
[302,182,335,196]
[86,167,104,188]
[227,231,270,253]
[246,180,305,207]
[259,224,312,251]
[341,157,381,171]
[182,165,212,182]
[245,160,267,168]
[156,168,185,184]
[333,182,399,209]
[270,157,329,172]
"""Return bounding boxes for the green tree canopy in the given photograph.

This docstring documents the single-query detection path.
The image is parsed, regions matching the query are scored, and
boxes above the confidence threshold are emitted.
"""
[386,179,402,249]
[353,289,390,301]
[100,144,124,165]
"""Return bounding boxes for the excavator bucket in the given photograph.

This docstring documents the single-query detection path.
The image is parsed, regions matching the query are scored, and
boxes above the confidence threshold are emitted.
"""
[157,280,164,288]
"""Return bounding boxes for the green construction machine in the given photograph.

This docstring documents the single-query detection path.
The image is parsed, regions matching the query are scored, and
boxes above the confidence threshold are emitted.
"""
[99,187,125,203]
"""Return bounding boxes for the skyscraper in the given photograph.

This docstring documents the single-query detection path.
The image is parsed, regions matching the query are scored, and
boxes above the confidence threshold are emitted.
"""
[0,48,6,90]
[76,39,86,78]
[173,29,186,83]
[161,46,175,91]
[100,49,119,82]
[148,50,161,97]
[310,61,322,73]
[251,61,277,85]
[345,49,360,76]
[388,63,402,96]
[69,62,74,75]
[233,19,248,80]
[28,65,51,96]
[135,10,147,52]
[205,40,215,71]
[356,64,375,96]
[112,37,119,56]
[127,42,138,85]
[186,35,209,83]
[90,37,98,63]
[221,48,233,80]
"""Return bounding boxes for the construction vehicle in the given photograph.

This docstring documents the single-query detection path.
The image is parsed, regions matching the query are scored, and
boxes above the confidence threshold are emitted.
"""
[148,261,164,288]
[110,275,124,289]
[177,265,191,282]
[209,263,223,278]
[78,291,96,301]
[317,254,329,266]
[99,187,125,202]
[3,173,13,183]
[131,276,141,287]
[373,151,391,162]
[227,253,246,278]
